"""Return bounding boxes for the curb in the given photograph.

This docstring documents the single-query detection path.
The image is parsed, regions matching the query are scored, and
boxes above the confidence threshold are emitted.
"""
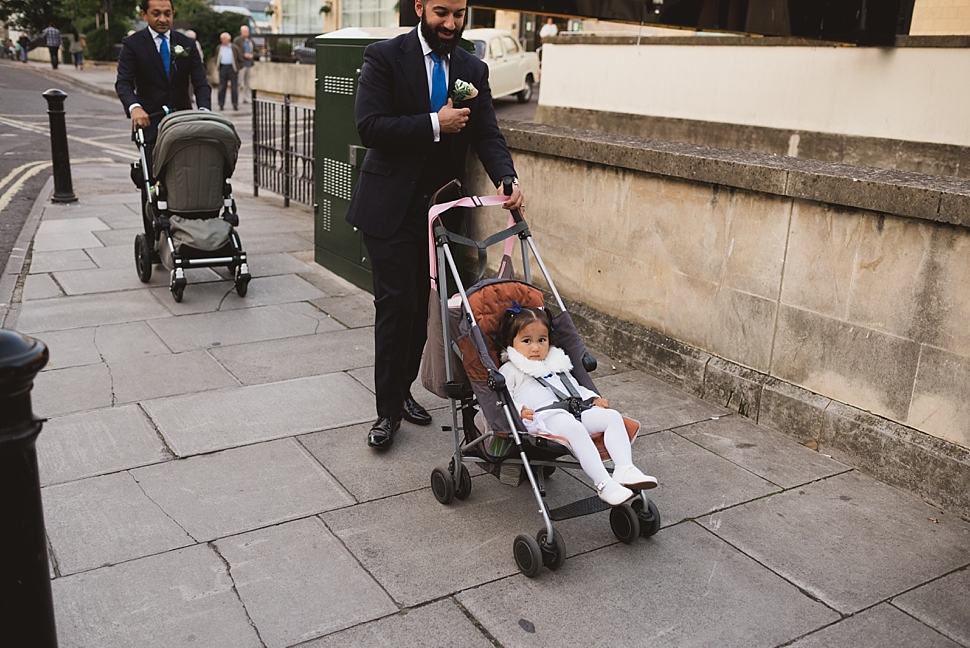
[0,175,54,329]
[10,61,118,99]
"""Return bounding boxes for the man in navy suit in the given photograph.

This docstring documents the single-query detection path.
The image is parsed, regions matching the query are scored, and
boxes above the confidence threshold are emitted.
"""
[115,0,211,155]
[116,0,210,239]
[346,0,524,449]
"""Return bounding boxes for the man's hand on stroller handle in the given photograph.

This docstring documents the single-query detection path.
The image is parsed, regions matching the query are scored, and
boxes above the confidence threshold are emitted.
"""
[131,106,150,131]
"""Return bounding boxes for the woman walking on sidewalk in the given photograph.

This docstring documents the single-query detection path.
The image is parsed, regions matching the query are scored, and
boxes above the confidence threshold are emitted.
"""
[69,28,86,69]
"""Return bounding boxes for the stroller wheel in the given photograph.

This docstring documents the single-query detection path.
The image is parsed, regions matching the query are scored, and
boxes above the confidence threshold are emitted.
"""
[609,504,640,544]
[632,497,661,538]
[512,534,543,578]
[234,266,251,297]
[134,234,152,283]
[453,464,472,500]
[430,466,455,504]
[536,527,566,571]
[171,282,184,303]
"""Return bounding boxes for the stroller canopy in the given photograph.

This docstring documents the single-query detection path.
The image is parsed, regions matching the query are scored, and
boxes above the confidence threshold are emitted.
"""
[152,110,240,178]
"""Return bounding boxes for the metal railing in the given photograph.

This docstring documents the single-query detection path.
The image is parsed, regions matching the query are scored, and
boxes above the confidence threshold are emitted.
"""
[252,91,314,207]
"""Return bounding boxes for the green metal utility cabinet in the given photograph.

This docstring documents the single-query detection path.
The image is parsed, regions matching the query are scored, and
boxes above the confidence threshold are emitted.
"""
[313,27,410,293]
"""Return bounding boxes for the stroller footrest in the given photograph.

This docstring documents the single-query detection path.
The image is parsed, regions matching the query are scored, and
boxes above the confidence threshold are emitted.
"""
[548,495,610,521]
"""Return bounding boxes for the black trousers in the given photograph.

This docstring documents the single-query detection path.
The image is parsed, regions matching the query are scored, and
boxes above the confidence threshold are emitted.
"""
[47,46,59,68]
[218,64,238,109]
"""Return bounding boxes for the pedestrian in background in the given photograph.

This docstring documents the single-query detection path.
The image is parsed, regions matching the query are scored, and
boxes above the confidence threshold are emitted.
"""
[41,22,61,69]
[216,32,240,111]
[69,28,86,69]
[233,25,255,104]
[185,29,206,108]
[18,33,30,63]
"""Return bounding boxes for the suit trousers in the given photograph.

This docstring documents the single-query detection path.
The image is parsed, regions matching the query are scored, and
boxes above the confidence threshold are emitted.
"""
[363,206,432,418]
[239,66,252,102]
[218,64,238,109]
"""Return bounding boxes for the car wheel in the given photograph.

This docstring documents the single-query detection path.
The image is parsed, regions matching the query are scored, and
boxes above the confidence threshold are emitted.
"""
[516,74,534,103]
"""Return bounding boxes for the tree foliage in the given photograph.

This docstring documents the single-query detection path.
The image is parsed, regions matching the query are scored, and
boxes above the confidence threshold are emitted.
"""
[173,0,248,60]
[0,0,68,33]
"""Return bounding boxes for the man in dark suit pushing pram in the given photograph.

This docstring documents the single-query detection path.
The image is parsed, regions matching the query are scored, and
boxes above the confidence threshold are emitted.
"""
[347,0,524,450]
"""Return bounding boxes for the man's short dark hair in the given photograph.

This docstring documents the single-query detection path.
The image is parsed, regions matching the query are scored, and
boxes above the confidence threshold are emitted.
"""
[141,0,174,12]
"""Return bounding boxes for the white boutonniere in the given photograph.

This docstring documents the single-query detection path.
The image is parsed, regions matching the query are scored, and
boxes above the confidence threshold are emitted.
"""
[173,44,189,58]
[452,79,478,103]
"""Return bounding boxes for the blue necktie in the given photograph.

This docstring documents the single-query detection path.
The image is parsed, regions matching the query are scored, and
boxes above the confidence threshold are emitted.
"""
[159,35,170,77]
[429,52,447,112]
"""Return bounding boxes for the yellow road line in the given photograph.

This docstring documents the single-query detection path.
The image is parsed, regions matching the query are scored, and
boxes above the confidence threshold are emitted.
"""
[0,160,51,194]
[0,163,50,213]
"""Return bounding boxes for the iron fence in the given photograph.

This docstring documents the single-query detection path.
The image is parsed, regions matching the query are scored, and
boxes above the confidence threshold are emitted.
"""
[252,91,314,207]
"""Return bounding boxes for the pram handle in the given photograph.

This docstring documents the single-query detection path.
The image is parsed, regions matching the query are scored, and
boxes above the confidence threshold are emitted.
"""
[133,105,171,147]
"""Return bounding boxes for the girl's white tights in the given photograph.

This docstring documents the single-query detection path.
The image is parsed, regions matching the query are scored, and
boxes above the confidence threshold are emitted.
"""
[541,407,633,485]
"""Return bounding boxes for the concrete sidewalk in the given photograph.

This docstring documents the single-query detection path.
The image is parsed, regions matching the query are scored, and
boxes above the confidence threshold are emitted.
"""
[3,159,969,647]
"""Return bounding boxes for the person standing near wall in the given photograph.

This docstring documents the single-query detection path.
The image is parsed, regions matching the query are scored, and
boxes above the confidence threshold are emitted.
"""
[18,33,30,63]
[41,23,61,69]
[233,25,255,104]
[69,28,85,69]
[216,32,240,111]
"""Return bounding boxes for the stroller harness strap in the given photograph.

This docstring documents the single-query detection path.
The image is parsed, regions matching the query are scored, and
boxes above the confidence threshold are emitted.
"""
[534,373,595,420]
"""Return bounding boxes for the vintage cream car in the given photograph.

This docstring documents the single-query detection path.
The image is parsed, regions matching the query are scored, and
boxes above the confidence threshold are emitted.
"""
[463,28,539,103]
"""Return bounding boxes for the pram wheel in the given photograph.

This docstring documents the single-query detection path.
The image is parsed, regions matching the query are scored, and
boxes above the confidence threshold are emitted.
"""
[632,497,661,538]
[536,527,566,570]
[453,464,472,500]
[609,504,640,544]
[171,282,184,302]
[234,265,250,297]
[430,466,455,504]
[134,234,152,283]
[513,533,543,578]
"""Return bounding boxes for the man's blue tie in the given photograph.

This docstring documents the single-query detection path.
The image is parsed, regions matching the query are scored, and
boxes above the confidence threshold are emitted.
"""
[429,52,447,112]
[159,35,170,77]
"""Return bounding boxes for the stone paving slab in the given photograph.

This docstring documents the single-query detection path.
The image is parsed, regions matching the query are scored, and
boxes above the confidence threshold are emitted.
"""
[218,273,326,309]
[42,471,193,576]
[300,599,493,647]
[32,230,105,252]
[594,370,729,433]
[93,227,142,248]
[142,373,374,456]
[893,568,970,646]
[36,404,171,487]
[148,281,238,315]
[37,327,101,371]
[707,470,970,614]
[23,273,64,300]
[146,304,321,352]
[630,430,780,525]
[35,216,109,234]
[84,244,140,269]
[27,249,97,273]
[787,603,961,648]
[676,415,851,488]
[52,544,262,648]
[245,251,315,277]
[300,411,484,503]
[235,214,314,235]
[131,438,354,542]
[323,471,619,607]
[210,328,373,385]
[215,517,397,648]
[14,290,171,333]
[238,231,313,254]
[93,321,173,362]
[32,363,113,417]
[310,293,376,328]
[54,265,221,295]
[457,521,839,648]
[107,349,239,404]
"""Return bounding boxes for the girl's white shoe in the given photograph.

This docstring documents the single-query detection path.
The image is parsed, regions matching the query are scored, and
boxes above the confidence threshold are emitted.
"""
[612,465,658,490]
[596,478,634,506]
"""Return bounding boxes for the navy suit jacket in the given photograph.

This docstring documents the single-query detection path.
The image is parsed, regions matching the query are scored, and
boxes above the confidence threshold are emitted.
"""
[115,28,211,142]
[346,28,516,239]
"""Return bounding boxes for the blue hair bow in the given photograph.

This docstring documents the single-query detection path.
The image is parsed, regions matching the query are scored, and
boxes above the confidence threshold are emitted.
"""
[506,300,522,314]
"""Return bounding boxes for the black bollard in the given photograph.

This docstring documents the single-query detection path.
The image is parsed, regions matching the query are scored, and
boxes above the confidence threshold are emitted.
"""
[0,329,57,647]
[42,89,77,204]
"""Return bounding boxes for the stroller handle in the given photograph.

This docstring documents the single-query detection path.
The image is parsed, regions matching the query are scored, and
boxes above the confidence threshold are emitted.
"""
[134,105,171,147]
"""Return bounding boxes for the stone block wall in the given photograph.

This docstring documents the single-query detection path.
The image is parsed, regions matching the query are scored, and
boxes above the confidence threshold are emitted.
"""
[468,121,970,519]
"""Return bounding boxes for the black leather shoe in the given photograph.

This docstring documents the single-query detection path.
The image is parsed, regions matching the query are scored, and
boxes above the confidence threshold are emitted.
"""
[367,415,401,449]
[402,393,432,426]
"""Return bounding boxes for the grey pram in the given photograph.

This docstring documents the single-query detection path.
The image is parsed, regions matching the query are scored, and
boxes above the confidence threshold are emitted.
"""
[132,110,250,302]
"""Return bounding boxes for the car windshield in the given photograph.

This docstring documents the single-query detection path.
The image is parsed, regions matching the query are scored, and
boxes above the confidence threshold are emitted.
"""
[471,40,485,59]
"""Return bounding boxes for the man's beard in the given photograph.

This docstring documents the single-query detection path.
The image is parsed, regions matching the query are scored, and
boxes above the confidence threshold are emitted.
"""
[420,12,464,56]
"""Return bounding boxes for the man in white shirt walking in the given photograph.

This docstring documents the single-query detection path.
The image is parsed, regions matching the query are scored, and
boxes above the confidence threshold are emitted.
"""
[216,32,241,111]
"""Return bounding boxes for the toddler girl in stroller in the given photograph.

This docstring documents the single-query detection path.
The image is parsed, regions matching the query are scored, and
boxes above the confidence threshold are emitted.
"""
[497,303,658,506]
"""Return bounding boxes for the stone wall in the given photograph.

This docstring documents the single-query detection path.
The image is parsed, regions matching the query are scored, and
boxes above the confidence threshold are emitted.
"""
[467,121,970,519]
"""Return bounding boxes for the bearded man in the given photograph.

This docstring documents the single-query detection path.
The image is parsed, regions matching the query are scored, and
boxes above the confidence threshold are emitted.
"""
[346,0,524,449]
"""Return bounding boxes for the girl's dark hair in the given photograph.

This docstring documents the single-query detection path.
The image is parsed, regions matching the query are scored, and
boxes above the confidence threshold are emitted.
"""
[497,304,555,350]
